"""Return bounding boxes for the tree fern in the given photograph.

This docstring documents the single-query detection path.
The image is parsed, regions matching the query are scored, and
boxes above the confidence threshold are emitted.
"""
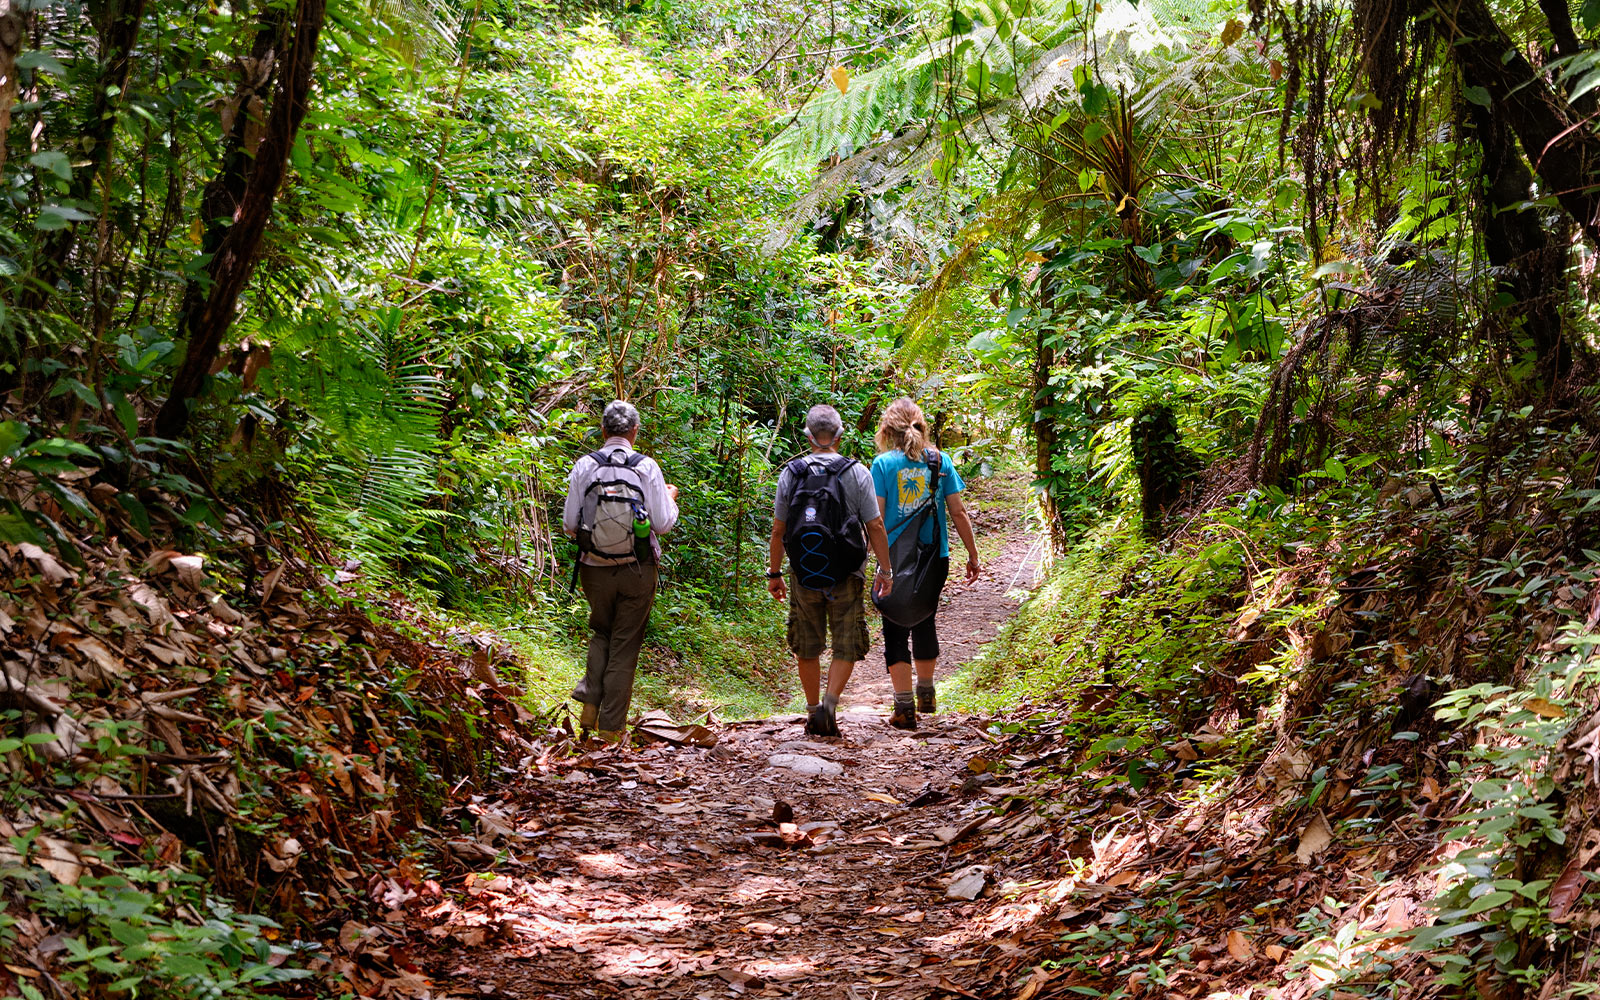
[899,191,1036,364]
[262,287,451,570]
[754,0,1199,179]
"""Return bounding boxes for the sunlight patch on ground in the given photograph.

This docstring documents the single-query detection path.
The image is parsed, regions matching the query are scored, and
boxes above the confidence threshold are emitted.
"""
[720,874,801,903]
[592,942,684,977]
[574,851,641,877]
[741,957,816,981]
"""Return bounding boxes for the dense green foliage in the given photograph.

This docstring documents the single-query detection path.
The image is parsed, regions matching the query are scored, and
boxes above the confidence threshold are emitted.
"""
[7,0,1600,993]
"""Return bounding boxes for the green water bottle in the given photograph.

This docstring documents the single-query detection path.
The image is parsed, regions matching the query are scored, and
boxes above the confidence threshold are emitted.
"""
[632,507,652,561]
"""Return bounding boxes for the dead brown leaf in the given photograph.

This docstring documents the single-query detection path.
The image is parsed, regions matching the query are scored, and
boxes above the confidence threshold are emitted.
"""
[1296,812,1334,864]
[1226,928,1254,962]
[1549,857,1589,923]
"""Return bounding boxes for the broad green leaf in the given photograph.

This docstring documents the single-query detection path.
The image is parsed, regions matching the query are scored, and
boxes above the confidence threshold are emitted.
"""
[36,205,94,230]
[1465,889,1513,914]
[15,50,66,74]
[28,151,72,181]
[0,420,26,457]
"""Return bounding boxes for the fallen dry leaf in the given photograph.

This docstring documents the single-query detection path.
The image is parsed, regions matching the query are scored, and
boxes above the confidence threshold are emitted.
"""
[1014,965,1062,1000]
[1296,812,1334,864]
[34,835,84,884]
[1549,857,1589,923]
[1382,898,1412,931]
[18,543,73,585]
[1226,928,1255,962]
[1525,697,1565,719]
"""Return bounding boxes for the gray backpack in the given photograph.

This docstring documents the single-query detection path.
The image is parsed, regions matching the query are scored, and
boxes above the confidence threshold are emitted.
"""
[576,449,650,562]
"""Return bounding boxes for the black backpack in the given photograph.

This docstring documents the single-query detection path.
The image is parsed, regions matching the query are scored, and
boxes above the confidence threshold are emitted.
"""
[872,449,948,627]
[781,454,868,591]
[575,449,652,564]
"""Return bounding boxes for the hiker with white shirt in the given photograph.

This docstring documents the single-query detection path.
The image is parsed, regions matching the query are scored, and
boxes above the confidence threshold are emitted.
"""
[563,401,678,742]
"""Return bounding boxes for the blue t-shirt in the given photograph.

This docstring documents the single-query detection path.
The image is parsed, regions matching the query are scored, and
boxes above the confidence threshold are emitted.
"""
[871,450,965,557]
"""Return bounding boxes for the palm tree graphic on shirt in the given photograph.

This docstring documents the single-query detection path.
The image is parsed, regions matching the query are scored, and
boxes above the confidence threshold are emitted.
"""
[896,467,928,510]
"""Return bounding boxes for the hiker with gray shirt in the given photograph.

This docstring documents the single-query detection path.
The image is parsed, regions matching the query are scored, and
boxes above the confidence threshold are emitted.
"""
[767,404,892,737]
[563,401,679,742]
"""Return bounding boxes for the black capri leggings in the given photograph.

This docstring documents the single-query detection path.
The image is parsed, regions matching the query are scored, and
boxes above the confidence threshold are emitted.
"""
[883,615,940,668]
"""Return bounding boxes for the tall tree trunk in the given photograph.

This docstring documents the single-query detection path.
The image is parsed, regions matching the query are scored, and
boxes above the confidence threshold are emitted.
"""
[154,0,325,438]
[0,0,23,176]
[1032,300,1062,550]
[1463,95,1572,379]
[1538,0,1583,62]
[1437,0,1600,245]
[1,0,147,382]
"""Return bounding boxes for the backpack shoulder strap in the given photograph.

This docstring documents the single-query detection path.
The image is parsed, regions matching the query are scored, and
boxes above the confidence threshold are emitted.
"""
[589,448,646,471]
[924,448,942,492]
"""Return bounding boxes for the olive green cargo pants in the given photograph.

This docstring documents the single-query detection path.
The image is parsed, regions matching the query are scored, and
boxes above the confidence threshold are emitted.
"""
[573,562,657,733]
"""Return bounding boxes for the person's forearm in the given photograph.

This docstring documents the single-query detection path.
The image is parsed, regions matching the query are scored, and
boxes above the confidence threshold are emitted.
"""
[953,508,978,560]
[866,518,891,567]
[769,528,785,573]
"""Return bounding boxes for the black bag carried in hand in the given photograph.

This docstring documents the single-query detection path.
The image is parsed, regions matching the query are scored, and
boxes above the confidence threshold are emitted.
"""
[872,449,947,628]
[782,454,868,591]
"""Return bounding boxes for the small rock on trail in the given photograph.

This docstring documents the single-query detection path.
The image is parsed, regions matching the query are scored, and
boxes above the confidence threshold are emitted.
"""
[766,752,844,775]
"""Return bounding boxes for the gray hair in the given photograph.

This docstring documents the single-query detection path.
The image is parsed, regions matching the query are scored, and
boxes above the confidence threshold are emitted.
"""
[602,400,640,437]
[804,404,843,445]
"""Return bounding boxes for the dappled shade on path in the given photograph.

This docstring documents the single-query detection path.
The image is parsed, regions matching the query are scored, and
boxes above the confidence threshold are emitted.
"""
[422,712,1052,998]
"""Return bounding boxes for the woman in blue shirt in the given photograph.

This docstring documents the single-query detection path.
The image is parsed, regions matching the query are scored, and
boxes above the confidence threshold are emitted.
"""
[870,398,981,730]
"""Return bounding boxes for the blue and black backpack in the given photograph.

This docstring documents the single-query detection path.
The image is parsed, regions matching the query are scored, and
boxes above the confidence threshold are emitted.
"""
[781,454,868,591]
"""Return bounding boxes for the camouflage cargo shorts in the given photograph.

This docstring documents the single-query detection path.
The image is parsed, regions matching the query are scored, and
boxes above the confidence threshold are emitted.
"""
[786,574,869,661]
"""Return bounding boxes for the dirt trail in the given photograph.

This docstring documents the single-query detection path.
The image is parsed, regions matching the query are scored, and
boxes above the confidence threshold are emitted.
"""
[843,475,1045,715]
[432,481,1046,999]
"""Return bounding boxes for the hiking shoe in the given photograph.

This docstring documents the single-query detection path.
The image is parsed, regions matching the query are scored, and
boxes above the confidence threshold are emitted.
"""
[578,702,598,735]
[823,703,842,738]
[805,704,830,737]
[916,687,936,714]
[888,702,917,731]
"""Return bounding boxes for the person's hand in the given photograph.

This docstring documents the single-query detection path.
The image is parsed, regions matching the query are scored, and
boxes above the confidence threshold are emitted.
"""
[964,555,981,584]
[873,567,893,599]
[666,483,679,500]
[767,575,787,601]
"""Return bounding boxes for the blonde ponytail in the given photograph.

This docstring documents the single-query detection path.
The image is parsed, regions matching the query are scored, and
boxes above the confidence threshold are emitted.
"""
[875,397,930,458]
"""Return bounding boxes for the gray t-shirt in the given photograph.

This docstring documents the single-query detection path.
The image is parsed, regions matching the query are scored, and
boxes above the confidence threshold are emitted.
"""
[773,453,879,577]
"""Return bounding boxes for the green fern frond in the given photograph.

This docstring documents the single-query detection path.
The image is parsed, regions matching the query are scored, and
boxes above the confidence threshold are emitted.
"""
[900,192,1035,365]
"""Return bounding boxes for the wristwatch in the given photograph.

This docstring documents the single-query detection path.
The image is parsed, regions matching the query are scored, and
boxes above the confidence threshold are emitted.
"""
[766,570,783,579]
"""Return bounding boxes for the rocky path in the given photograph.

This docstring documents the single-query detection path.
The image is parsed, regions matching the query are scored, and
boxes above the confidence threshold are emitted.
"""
[424,480,1049,999]
[431,710,1034,999]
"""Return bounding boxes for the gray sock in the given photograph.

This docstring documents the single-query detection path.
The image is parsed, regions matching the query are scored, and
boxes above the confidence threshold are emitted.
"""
[916,682,935,695]
[893,691,914,709]
[822,693,839,711]
[806,702,820,712]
